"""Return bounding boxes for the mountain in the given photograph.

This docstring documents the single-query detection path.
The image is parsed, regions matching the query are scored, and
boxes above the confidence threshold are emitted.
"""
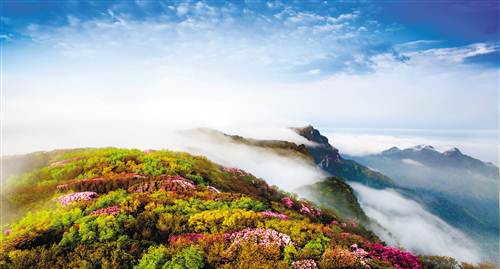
[1,148,437,269]
[349,144,499,202]
[292,126,395,189]
[378,145,498,179]
[349,145,500,263]
[182,128,373,223]
[188,126,499,263]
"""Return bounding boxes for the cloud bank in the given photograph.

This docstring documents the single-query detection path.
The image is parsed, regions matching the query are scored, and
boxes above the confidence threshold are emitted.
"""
[351,183,482,264]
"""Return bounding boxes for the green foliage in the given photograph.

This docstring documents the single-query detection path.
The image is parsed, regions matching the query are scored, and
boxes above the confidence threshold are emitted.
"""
[188,209,260,233]
[135,245,167,269]
[301,233,330,258]
[283,244,298,264]
[185,174,205,185]
[86,189,129,212]
[163,246,204,269]
[59,214,133,249]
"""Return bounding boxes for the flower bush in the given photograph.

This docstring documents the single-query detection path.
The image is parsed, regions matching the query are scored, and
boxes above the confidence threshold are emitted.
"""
[168,175,196,190]
[262,211,289,220]
[367,243,422,269]
[281,197,294,208]
[300,203,321,217]
[350,244,370,268]
[319,247,360,269]
[223,167,247,176]
[292,259,318,269]
[89,205,121,216]
[56,192,98,206]
[228,228,292,248]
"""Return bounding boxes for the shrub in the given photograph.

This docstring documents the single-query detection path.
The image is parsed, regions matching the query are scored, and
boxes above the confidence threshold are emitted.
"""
[367,244,421,269]
[135,245,167,269]
[162,246,205,269]
[301,233,330,258]
[319,247,361,269]
[292,259,318,269]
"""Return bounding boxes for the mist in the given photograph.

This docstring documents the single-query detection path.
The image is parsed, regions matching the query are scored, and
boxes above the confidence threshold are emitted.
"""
[351,182,482,264]
[167,129,326,191]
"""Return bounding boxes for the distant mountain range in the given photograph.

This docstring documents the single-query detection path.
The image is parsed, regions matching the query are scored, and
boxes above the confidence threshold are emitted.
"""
[377,145,498,178]
[348,143,499,263]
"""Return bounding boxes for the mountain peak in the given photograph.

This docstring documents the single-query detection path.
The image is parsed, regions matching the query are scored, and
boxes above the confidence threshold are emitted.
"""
[411,144,436,151]
[381,146,401,155]
[443,147,462,155]
[292,125,330,145]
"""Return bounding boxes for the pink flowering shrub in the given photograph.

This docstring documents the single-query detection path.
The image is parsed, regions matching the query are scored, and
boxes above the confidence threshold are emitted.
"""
[56,192,98,206]
[170,178,196,189]
[367,243,422,269]
[3,229,11,236]
[281,197,294,208]
[261,211,289,220]
[228,228,292,248]
[350,244,370,268]
[223,167,247,176]
[292,259,318,269]
[89,205,121,216]
[300,203,321,217]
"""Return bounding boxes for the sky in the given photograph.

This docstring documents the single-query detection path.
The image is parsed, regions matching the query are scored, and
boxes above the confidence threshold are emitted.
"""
[1,0,499,158]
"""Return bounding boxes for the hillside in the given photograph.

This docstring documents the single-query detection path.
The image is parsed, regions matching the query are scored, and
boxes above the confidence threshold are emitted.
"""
[0,148,433,269]
[298,177,370,224]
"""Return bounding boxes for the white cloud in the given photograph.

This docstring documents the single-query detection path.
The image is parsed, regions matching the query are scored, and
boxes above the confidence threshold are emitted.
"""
[408,42,499,63]
[306,69,321,75]
[176,3,189,16]
[401,158,425,167]
[351,183,482,263]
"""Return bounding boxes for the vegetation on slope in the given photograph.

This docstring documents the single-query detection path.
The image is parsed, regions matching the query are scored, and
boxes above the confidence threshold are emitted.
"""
[299,177,369,224]
[0,148,492,269]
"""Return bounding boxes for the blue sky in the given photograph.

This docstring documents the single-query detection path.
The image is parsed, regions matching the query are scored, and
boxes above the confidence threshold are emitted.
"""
[2,0,499,72]
[1,0,499,158]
